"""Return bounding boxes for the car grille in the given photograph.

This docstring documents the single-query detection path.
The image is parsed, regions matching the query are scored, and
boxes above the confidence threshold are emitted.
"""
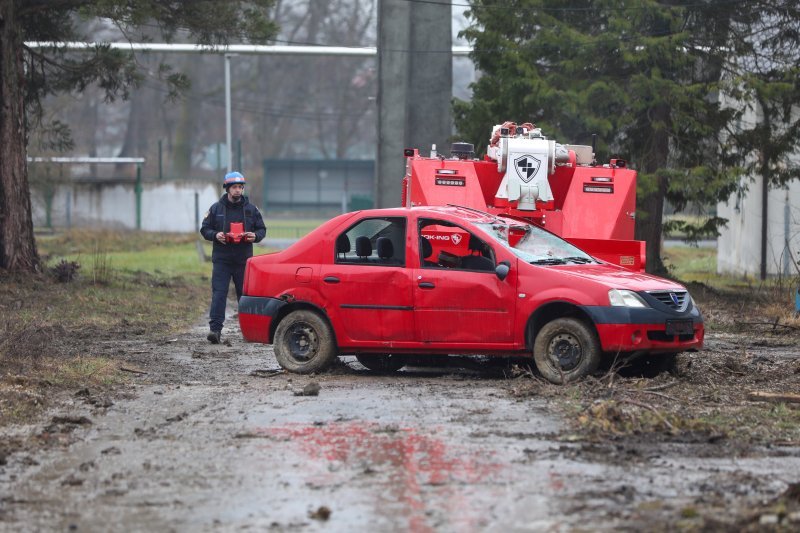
[648,290,689,311]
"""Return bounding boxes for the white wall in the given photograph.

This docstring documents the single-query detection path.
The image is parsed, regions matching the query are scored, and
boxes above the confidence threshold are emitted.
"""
[715,94,800,277]
[32,181,222,233]
[717,177,800,277]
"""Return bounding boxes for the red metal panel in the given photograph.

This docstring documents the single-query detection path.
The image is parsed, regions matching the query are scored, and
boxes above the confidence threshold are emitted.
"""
[319,265,415,343]
[595,322,705,353]
[403,150,644,271]
[239,313,272,343]
[566,238,646,272]
[413,267,516,343]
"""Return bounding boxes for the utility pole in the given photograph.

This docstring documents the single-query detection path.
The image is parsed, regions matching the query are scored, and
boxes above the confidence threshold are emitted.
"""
[377,0,453,208]
[225,53,235,173]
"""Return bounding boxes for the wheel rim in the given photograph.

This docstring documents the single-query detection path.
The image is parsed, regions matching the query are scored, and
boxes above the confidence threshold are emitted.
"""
[548,332,583,371]
[286,322,319,361]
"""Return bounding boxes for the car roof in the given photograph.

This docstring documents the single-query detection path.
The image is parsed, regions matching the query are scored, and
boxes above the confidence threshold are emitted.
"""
[351,205,499,224]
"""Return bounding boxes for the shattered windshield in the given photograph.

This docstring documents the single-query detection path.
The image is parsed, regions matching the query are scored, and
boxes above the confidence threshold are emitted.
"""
[475,220,596,265]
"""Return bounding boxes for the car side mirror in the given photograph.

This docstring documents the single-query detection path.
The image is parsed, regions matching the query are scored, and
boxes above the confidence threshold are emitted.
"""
[495,261,510,281]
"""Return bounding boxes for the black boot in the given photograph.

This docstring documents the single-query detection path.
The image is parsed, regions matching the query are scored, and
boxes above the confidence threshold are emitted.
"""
[207,330,221,344]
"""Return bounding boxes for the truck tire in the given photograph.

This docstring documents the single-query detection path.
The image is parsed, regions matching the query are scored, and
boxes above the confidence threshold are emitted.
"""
[274,310,337,374]
[533,318,600,384]
[355,354,406,373]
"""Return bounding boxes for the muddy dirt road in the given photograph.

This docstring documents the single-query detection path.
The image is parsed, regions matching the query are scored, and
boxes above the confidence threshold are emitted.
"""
[1,317,799,532]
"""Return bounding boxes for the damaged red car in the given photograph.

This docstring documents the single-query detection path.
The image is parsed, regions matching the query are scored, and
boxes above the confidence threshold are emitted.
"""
[239,206,703,383]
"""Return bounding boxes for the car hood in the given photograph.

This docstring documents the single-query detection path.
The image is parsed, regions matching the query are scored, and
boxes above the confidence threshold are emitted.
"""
[546,263,686,292]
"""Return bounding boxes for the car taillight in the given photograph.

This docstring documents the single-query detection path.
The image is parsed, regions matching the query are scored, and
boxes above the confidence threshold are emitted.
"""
[243,260,250,295]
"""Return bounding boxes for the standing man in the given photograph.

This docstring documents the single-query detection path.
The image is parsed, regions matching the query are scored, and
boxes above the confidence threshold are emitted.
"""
[200,171,266,343]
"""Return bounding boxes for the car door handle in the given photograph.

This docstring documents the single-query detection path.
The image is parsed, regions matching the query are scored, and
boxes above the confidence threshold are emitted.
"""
[323,276,340,284]
[418,281,435,289]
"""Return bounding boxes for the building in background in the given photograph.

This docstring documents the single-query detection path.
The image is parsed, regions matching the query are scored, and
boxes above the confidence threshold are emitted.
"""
[716,98,800,278]
[717,175,800,278]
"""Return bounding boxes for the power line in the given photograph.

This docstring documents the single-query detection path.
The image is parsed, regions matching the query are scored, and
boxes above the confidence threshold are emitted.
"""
[139,79,374,122]
[395,0,751,12]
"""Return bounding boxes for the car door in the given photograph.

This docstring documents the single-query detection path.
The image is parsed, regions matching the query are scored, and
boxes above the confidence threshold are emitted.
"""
[413,219,516,345]
[319,216,414,344]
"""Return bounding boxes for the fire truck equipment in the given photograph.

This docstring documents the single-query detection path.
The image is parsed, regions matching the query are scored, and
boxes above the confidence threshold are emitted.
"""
[402,121,645,271]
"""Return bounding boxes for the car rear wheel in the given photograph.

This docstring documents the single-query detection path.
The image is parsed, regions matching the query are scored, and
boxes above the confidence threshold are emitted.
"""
[274,310,337,374]
[355,354,406,373]
[533,318,600,384]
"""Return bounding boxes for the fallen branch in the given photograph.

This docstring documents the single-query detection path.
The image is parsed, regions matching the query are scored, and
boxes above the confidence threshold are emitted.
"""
[734,321,799,331]
[747,391,800,404]
[233,432,270,439]
[636,390,682,403]
[119,366,148,375]
[619,398,675,431]
[643,380,680,392]
[249,369,283,378]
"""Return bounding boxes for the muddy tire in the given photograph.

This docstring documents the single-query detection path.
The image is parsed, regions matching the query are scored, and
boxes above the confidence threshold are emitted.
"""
[355,354,406,373]
[533,318,600,384]
[274,310,337,374]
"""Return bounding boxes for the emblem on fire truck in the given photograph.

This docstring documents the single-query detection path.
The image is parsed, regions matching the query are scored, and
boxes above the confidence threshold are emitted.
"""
[513,154,541,183]
[451,234,462,245]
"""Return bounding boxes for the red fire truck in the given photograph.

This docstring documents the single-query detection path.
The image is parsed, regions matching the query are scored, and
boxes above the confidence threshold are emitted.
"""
[402,121,645,271]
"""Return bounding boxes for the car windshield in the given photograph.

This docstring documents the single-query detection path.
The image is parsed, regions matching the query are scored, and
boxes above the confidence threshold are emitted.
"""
[475,219,596,265]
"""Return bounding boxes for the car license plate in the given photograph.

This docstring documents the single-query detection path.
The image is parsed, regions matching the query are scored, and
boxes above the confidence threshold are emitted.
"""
[665,319,694,336]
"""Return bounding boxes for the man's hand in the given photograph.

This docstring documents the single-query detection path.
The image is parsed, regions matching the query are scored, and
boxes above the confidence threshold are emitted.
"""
[245,232,256,243]
[215,232,227,244]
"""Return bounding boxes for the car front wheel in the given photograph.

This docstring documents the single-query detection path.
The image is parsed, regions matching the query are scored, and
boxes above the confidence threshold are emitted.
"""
[274,310,337,374]
[533,318,600,384]
[355,354,406,373]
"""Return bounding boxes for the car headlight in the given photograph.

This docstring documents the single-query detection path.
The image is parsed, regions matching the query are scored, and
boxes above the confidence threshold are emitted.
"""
[608,289,649,308]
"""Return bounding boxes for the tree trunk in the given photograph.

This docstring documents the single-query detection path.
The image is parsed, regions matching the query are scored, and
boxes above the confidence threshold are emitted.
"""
[172,58,201,179]
[172,93,198,178]
[116,89,145,178]
[634,105,670,275]
[637,177,668,275]
[0,1,40,272]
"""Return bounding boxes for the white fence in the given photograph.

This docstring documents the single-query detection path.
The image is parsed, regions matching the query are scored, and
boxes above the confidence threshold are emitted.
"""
[32,181,221,233]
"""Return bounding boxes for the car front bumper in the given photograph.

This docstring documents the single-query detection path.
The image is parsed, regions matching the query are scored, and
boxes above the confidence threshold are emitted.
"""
[581,305,704,353]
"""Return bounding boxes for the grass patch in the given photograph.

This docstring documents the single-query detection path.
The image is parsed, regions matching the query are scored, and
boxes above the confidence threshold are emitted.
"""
[662,245,717,283]
[1,270,208,336]
[44,355,125,388]
[0,356,126,425]
[663,243,800,333]
[39,229,212,277]
[37,229,197,256]
[268,219,324,231]
[264,219,325,239]
[573,396,800,443]
[513,347,800,447]
[663,242,800,292]
[0,229,216,426]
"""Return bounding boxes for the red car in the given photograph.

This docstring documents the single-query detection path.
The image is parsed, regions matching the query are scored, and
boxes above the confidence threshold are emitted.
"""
[239,206,703,383]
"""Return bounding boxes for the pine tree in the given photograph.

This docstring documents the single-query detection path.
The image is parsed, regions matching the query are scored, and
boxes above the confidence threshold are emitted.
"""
[455,0,800,273]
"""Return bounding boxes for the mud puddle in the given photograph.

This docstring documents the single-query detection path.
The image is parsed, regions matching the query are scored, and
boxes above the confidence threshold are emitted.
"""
[1,319,799,531]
